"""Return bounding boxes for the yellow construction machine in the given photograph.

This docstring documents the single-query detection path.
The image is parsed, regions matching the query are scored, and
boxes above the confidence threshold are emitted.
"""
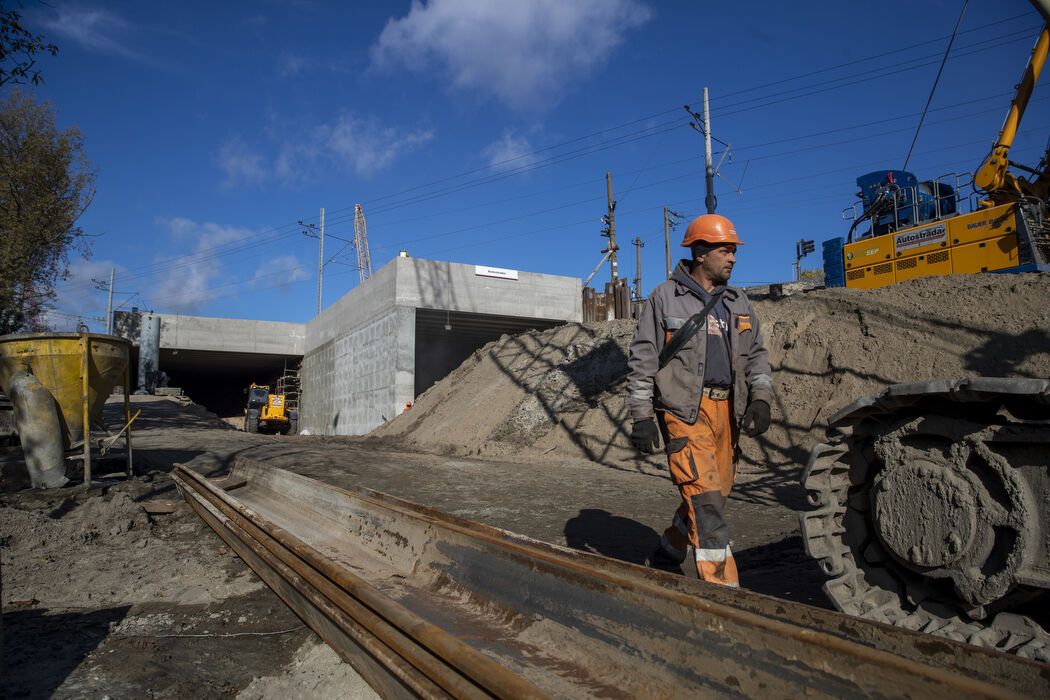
[243,383,297,435]
[801,3,1050,662]
[823,13,1050,289]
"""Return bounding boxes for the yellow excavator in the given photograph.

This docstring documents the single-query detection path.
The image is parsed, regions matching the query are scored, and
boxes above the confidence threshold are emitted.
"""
[243,383,297,435]
[823,5,1050,288]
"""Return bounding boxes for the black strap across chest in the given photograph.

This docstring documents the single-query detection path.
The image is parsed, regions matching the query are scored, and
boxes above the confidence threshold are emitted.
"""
[657,290,725,370]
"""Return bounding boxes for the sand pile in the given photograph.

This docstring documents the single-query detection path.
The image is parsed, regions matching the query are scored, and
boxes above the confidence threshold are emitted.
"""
[373,273,1050,473]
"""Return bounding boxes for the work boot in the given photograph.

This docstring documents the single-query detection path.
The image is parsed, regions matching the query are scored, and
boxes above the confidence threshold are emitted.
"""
[646,546,685,576]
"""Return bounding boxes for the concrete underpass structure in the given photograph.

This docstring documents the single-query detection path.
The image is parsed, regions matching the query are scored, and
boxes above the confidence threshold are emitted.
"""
[114,312,305,414]
[301,256,581,436]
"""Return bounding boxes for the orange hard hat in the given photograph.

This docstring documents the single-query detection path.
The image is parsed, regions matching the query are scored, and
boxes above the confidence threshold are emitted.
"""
[680,214,744,247]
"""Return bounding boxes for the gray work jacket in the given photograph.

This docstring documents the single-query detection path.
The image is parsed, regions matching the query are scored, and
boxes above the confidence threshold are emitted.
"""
[626,263,774,426]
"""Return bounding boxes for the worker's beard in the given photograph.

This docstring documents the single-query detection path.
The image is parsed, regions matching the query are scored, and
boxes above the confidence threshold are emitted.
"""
[704,260,733,286]
[692,255,734,288]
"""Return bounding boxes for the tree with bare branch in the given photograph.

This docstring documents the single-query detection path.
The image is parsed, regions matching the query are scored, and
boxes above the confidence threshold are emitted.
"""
[0,2,58,88]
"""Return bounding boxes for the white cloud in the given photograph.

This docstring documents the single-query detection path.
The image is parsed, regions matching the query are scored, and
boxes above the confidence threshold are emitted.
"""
[250,255,311,291]
[276,113,434,182]
[218,137,268,188]
[150,219,256,313]
[277,53,310,77]
[370,0,652,110]
[38,5,144,61]
[218,115,432,188]
[481,130,537,171]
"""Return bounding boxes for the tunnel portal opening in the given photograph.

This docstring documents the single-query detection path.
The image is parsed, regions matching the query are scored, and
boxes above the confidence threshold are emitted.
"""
[413,309,564,397]
[157,349,301,417]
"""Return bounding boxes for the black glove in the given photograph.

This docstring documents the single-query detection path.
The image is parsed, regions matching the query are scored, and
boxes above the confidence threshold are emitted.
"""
[740,400,771,437]
[630,418,661,454]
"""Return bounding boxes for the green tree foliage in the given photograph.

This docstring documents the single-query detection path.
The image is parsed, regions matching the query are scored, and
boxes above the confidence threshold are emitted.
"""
[0,90,95,332]
[0,3,58,87]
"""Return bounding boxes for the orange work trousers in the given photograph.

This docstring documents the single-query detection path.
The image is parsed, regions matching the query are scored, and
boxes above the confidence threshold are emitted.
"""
[657,394,739,587]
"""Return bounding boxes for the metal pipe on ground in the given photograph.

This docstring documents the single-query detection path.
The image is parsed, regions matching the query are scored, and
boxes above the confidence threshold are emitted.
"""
[173,460,1048,699]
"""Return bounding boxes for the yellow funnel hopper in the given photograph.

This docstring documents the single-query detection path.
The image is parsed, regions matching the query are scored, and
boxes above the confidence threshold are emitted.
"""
[0,333,131,487]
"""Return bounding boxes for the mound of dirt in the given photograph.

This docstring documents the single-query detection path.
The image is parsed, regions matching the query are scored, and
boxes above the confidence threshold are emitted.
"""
[373,273,1050,473]
[0,478,261,608]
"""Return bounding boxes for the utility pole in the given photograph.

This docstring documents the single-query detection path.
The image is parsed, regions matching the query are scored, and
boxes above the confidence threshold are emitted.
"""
[317,208,325,314]
[703,87,716,214]
[685,88,721,214]
[663,207,685,279]
[633,237,644,301]
[91,267,117,333]
[601,171,619,282]
[105,266,114,334]
[663,207,671,280]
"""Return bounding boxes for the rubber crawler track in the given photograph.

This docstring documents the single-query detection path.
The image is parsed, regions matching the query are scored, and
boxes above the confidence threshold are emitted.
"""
[800,377,1050,662]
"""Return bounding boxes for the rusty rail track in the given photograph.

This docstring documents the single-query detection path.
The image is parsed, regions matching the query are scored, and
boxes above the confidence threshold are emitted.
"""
[173,460,1049,699]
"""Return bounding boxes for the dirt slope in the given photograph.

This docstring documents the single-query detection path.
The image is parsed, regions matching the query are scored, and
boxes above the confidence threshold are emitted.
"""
[373,273,1050,474]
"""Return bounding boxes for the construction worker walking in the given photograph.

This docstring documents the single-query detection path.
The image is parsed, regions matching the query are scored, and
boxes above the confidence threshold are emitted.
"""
[626,214,773,587]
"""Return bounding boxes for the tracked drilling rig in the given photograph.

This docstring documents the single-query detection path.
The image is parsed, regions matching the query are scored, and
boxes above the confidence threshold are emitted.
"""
[823,10,1050,289]
[801,3,1050,661]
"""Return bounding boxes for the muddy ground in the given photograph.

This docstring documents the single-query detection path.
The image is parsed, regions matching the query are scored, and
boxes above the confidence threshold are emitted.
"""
[1,392,818,698]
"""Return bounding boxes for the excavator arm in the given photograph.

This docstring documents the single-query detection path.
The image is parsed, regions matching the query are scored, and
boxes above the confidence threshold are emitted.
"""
[973,23,1050,202]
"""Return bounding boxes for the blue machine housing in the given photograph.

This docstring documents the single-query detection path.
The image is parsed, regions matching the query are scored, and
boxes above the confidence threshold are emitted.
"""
[855,170,956,239]
[822,237,846,287]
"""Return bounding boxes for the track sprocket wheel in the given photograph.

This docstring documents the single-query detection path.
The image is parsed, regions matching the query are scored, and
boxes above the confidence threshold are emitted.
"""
[800,378,1050,661]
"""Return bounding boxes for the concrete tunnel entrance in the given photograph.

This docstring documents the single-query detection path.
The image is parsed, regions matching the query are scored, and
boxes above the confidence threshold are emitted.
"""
[413,309,564,397]
[156,348,301,416]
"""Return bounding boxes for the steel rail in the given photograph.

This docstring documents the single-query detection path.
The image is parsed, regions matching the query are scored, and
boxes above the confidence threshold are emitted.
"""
[173,460,1048,699]
[175,464,547,700]
[181,482,447,698]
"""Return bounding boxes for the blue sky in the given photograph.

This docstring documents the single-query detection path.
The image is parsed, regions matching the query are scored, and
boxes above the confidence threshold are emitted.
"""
[24,0,1050,329]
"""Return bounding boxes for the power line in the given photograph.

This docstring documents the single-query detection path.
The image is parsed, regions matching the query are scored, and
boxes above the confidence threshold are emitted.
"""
[711,11,1030,102]
[87,93,1045,309]
[338,11,1034,221]
[130,134,1049,312]
[713,24,1027,115]
[903,0,970,170]
[312,20,1038,230]
[713,27,1037,120]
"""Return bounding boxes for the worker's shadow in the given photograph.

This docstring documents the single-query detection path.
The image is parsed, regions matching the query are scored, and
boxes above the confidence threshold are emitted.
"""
[563,508,659,566]
[2,606,130,697]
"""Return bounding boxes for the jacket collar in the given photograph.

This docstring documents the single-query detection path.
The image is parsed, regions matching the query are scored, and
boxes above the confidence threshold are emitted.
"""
[671,259,739,300]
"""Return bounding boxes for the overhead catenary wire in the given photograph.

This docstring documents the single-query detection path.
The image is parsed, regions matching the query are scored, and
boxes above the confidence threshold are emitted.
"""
[63,92,1048,310]
[298,10,1038,225]
[294,20,1040,234]
[903,0,970,171]
[124,132,1049,313]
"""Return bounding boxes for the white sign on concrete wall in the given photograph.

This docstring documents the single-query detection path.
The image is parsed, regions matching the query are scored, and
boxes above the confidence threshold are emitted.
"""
[474,265,519,280]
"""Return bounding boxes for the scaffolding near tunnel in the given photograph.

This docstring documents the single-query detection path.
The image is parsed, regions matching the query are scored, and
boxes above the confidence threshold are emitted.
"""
[275,363,301,416]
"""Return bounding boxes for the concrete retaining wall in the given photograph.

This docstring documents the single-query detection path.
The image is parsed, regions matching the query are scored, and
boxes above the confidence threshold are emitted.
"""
[300,257,581,436]
[160,315,306,355]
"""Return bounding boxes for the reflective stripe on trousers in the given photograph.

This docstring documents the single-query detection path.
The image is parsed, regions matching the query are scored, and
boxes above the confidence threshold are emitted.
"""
[658,394,739,587]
